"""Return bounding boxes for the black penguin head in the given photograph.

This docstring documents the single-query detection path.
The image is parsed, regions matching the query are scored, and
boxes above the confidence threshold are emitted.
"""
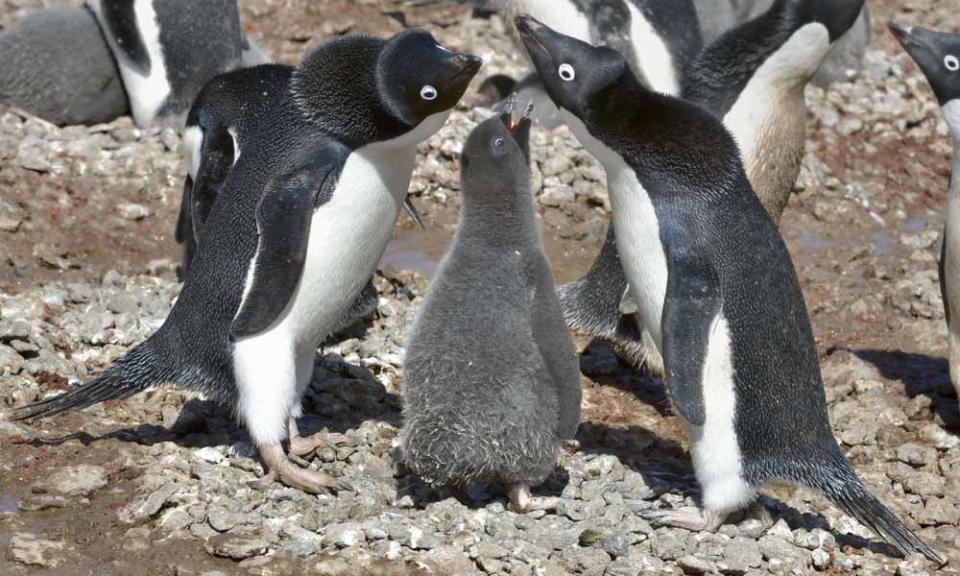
[460,111,533,201]
[377,30,482,129]
[292,31,480,146]
[514,15,626,118]
[890,22,960,106]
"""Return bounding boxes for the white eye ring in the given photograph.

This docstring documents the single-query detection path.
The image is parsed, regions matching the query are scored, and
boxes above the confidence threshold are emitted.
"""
[946,55,960,72]
[558,63,576,81]
[420,85,438,101]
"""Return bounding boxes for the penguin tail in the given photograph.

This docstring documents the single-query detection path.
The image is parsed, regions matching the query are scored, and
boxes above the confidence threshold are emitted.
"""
[813,465,945,565]
[10,343,170,422]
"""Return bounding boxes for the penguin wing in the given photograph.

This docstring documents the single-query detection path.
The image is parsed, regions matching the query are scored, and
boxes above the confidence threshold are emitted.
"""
[660,248,723,426]
[229,157,343,338]
[191,126,237,243]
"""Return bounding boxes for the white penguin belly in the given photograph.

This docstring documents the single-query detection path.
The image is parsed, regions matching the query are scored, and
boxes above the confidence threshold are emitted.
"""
[607,166,668,347]
[624,1,678,96]
[279,146,416,351]
[686,315,754,512]
[724,23,829,165]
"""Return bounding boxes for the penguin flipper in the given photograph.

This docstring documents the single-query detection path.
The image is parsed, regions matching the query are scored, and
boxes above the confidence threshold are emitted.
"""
[661,248,723,427]
[230,160,341,339]
[191,126,237,242]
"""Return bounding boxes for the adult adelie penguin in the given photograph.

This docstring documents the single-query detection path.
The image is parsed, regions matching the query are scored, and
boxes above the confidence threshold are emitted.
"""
[515,16,944,562]
[176,64,426,279]
[559,0,868,375]
[12,30,482,494]
[88,0,254,127]
[401,107,581,512]
[890,22,960,408]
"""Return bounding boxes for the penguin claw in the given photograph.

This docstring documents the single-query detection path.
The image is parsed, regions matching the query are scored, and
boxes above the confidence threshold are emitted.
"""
[288,432,349,457]
[508,484,559,513]
[640,506,724,532]
[260,443,352,495]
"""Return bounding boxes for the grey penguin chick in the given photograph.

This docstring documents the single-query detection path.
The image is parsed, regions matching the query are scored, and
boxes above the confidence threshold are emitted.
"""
[0,6,128,125]
[692,0,870,87]
[890,23,960,409]
[401,110,581,513]
[88,0,250,128]
[515,16,944,562]
[12,30,482,495]
[558,0,868,376]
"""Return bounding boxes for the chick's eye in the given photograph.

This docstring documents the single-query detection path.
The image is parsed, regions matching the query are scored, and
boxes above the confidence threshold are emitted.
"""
[420,85,438,100]
[492,137,507,153]
[558,63,576,81]
[946,55,960,72]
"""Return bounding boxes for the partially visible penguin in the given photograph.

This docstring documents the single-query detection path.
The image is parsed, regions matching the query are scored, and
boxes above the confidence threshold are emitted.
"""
[515,16,944,562]
[558,0,868,375]
[176,64,293,279]
[88,0,251,127]
[498,0,703,120]
[401,109,581,512]
[12,30,482,494]
[890,22,960,407]
[0,7,128,125]
[692,0,871,87]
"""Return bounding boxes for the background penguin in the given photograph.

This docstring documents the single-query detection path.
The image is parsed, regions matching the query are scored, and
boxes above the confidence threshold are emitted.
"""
[12,30,482,495]
[0,6,129,126]
[88,0,254,128]
[692,0,871,87]
[889,22,960,407]
[515,16,944,562]
[401,109,581,512]
[559,0,869,377]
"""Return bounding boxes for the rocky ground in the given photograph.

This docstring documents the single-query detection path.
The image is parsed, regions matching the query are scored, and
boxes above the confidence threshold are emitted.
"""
[1,0,960,575]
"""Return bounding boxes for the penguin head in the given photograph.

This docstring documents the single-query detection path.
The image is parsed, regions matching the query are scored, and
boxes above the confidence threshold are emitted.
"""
[377,30,483,129]
[460,111,533,198]
[889,22,960,107]
[514,15,626,118]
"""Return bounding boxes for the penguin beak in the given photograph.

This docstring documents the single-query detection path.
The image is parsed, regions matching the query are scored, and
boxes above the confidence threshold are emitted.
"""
[514,14,552,59]
[442,53,483,90]
[888,21,917,49]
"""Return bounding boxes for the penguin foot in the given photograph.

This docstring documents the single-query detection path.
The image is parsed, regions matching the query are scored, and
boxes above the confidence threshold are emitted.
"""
[641,506,725,532]
[508,484,559,513]
[260,444,352,495]
[286,418,351,457]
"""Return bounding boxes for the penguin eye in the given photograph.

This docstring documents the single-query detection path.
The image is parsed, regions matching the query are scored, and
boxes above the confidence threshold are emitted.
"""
[946,55,960,72]
[558,63,576,82]
[420,85,438,101]
[492,137,507,154]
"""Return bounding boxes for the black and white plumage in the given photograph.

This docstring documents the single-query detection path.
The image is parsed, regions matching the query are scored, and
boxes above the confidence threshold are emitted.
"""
[88,0,257,127]
[692,0,871,87]
[0,6,128,126]
[515,16,944,563]
[401,111,581,512]
[558,0,868,376]
[12,30,482,495]
[890,23,960,409]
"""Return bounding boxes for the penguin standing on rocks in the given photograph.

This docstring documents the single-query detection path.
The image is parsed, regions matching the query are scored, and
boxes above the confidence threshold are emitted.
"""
[401,107,581,512]
[0,6,129,126]
[515,16,944,562]
[890,22,960,408]
[12,30,482,494]
[88,0,256,127]
[559,0,868,375]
